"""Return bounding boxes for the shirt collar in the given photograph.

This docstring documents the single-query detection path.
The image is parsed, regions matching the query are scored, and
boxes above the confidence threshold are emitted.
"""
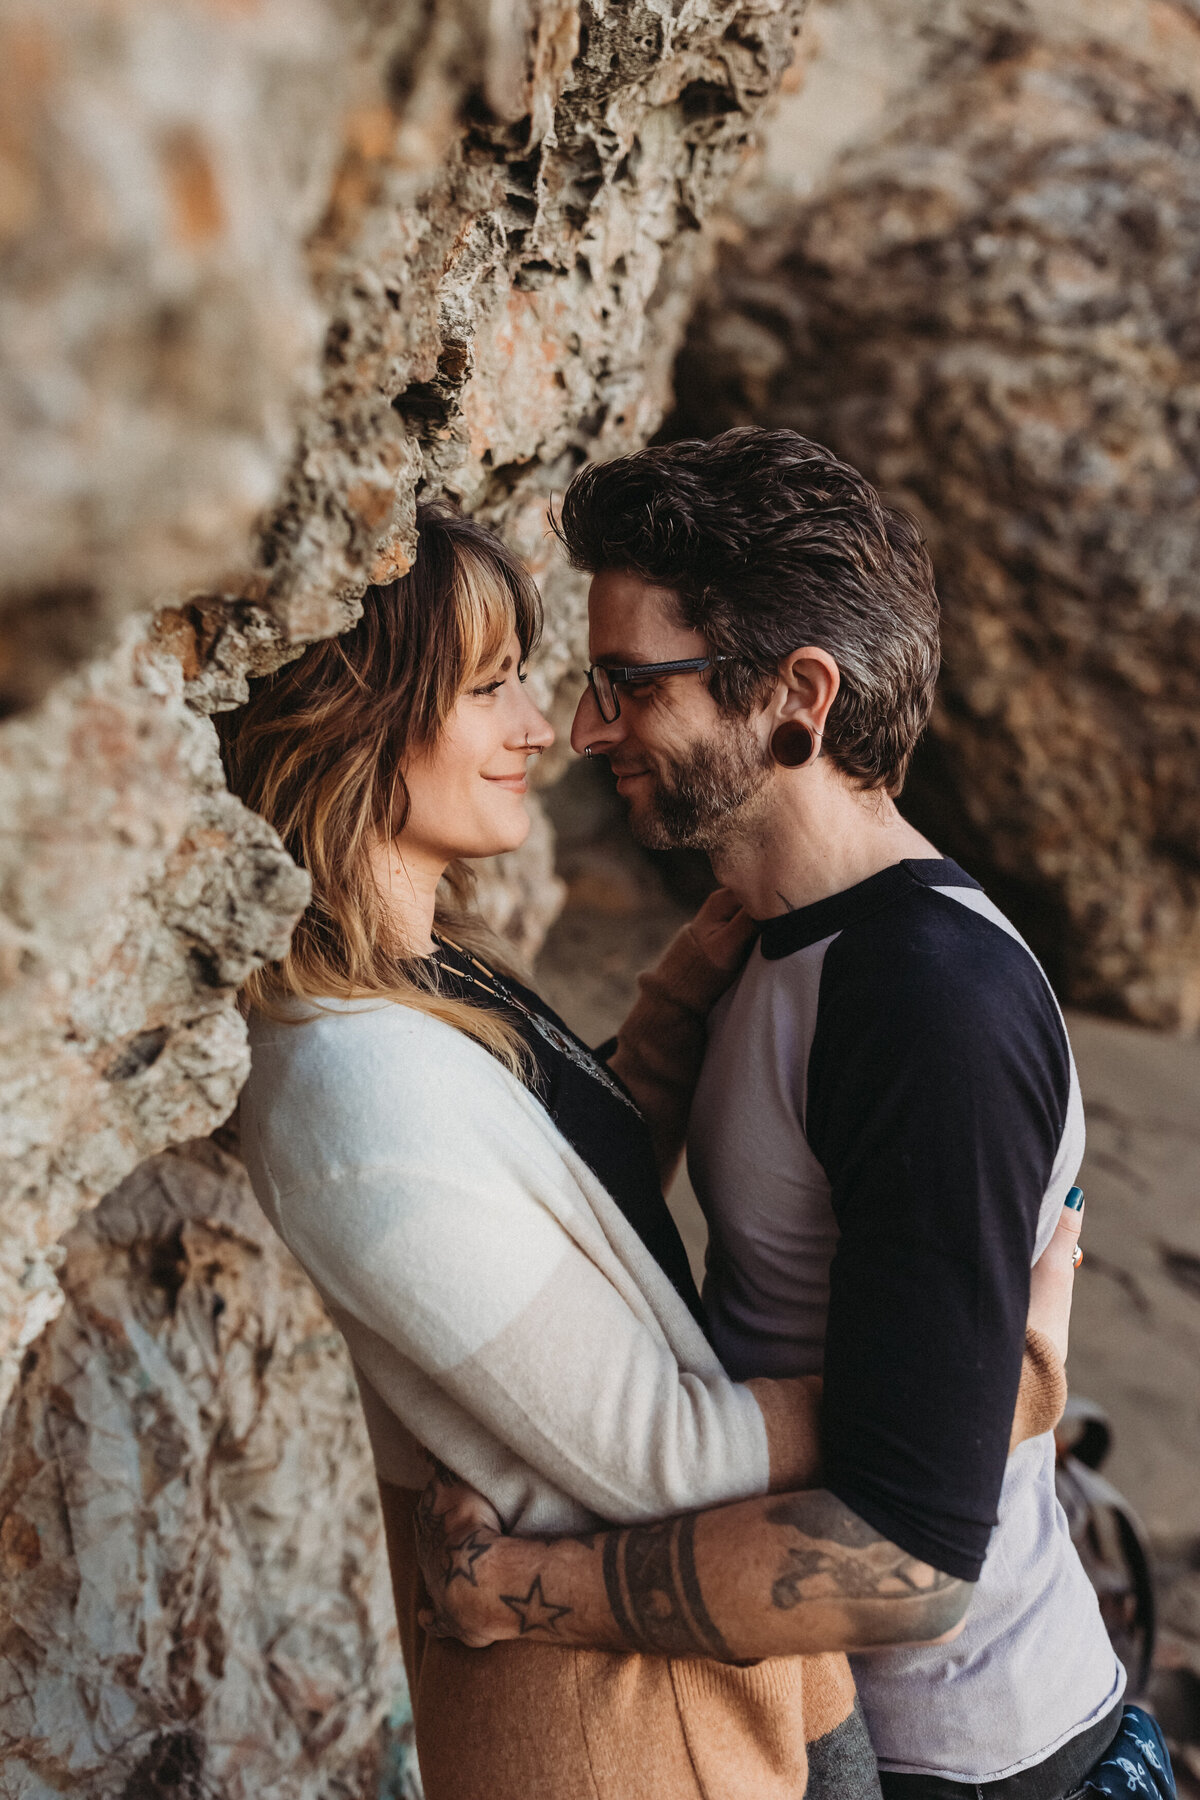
[756,858,981,960]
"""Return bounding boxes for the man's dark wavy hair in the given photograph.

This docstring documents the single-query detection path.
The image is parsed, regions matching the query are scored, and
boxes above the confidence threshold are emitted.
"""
[554,427,940,793]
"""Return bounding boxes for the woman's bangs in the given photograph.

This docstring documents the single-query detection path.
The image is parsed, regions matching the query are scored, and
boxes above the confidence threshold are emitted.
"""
[455,546,520,681]
[513,569,542,658]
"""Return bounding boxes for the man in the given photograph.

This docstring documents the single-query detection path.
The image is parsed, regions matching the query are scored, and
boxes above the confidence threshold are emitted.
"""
[419,430,1125,1798]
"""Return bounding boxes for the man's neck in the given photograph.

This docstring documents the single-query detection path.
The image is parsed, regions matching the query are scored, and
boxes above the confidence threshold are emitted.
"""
[711,772,940,920]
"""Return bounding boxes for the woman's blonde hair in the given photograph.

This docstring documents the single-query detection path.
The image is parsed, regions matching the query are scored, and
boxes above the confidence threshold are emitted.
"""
[217,503,543,1075]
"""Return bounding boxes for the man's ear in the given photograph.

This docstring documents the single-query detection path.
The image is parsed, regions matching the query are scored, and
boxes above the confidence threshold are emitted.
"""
[775,646,841,738]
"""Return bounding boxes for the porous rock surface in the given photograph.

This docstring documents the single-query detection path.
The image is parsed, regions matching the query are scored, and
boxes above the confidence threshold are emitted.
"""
[0,1138,404,1800]
[674,0,1200,1026]
[0,628,309,1420]
[0,0,804,1789]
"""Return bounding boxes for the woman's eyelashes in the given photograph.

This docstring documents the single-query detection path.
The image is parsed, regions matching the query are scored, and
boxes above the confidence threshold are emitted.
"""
[471,666,528,698]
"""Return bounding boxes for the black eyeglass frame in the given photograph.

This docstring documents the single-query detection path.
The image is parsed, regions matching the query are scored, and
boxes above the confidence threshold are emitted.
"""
[585,656,728,723]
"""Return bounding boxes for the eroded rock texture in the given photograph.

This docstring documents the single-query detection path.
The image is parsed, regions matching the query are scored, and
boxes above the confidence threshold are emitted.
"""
[0,0,805,1788]
[0,1139,404,1799]
[675,0,1200,1025]
[0,629,309,1420]
[0,0,340,708]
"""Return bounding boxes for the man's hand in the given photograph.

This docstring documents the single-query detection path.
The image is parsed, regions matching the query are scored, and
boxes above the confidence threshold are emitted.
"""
[1027,1195,1084,1365]
[688,887,756,974]
[415,1461,507,1648]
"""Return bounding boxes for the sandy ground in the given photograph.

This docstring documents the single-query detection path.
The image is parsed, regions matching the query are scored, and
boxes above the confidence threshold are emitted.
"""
[535,760,1200,1785]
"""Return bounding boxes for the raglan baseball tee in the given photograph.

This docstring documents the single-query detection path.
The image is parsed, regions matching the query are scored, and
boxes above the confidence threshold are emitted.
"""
[688,858,1124,1782]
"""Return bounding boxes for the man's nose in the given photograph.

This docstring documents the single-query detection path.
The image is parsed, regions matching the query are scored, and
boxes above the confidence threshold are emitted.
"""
[570,683,624,756]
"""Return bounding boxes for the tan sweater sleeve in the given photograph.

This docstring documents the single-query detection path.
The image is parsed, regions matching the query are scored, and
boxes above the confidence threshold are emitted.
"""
[608,923,739,1183]
[745,1376,825,1492]
[745,1324,1064,1505]
[1009,1327,1067,1450]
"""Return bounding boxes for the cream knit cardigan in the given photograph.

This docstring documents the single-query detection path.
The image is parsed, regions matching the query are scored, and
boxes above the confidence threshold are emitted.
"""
[239,962,782,1537]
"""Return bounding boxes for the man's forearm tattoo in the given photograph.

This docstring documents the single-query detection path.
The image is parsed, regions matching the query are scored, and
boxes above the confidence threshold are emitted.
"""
[766,1492,966,1631]
[444,1530,493,1588]
[601,1515,735,1660]
[598,1491,967,1660]
[415,1464,495,1590]
[499,1574,573,1636]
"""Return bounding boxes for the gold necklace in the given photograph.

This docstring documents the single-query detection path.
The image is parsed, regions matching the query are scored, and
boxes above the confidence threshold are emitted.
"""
[434,935,639,1115]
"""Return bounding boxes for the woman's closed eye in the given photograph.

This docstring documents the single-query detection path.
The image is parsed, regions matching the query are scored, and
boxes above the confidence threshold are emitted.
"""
[471,666,528,698]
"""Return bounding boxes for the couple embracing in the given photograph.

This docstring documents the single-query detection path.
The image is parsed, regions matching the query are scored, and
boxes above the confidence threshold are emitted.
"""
[223,430,1170,1800]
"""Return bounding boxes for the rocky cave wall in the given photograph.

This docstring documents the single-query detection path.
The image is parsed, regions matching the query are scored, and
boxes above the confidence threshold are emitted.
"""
[675,0,1200,1027]
[0,0,805,1792]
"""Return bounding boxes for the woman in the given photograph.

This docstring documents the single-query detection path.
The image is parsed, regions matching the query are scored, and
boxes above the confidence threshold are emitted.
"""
[222,504,1073,1800]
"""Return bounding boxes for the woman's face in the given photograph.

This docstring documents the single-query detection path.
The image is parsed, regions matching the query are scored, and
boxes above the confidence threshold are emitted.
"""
[399,631,554,866]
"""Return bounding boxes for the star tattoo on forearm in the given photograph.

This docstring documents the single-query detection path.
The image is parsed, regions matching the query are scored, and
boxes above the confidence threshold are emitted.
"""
[444,1530,494,1588]
[415,1462,498,1596]
[498,1574,573,1636]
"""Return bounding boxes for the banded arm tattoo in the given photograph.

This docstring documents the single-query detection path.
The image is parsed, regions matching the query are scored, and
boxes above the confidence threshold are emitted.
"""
[601,1514,735,1659]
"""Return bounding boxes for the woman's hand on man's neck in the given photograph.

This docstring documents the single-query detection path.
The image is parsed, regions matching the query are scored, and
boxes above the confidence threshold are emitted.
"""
[711,762,940,922]
[366,833,443,957]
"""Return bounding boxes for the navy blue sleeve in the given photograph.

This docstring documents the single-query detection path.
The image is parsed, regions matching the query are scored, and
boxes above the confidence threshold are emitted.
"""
[806,892,1071,1582]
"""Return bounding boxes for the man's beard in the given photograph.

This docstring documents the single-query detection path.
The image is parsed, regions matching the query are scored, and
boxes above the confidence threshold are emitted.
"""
[625,720,771,853]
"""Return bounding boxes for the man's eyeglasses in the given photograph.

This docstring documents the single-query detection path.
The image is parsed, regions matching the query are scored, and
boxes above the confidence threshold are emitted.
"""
[585,656,726,724]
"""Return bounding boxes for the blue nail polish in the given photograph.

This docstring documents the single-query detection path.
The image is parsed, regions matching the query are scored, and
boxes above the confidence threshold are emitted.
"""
[1065,1186,1084,1211]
